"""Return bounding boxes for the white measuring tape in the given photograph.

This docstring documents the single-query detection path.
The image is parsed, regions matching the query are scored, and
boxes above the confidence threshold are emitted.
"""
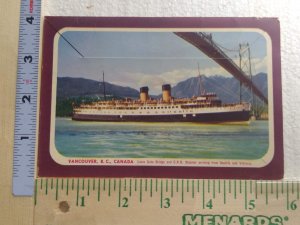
[12,1,299,223]
[13,0,41,196]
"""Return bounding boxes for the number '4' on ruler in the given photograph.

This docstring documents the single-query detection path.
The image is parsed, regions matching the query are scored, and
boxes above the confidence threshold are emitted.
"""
[34,179,300,225]
[13,0,41,196]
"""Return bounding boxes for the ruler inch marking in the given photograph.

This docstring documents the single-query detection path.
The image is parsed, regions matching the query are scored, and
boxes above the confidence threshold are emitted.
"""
[66,179,69,195]
[34,179,300,219]
[297,182,299,200]
[97,179,100,202]
[202,180,205,209]
[240,180,242,194]
[255,181,258,199]
[266,182,269,205]
[270,181,273,194]
[129,179,132,197]
[108,179,111,196]
[160,180,163,208]
[213,180,216,199]
[40,178,43,190]
[171,179,174,198]
[45,178,48,195]
[224,180,226,205]
[76,179,79,206]
[113,179,116,192]
[192,180,194,199]
[88,179,90,196]
[181,179,184,203]
[34,179,37,205]
[244,180,247,210]
[276,181,279,199]
[150,179,153,197]
[234,180,237,199]
[186,179,189,193]
[55,178,58,201]
[140,179,142,202]
[287,182,289,210]
[118,179,121,207]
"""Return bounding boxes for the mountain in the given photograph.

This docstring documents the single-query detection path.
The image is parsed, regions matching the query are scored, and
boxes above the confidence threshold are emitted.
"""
[172,73,268,104]
[57,73,267,103]
[57,77,139,98]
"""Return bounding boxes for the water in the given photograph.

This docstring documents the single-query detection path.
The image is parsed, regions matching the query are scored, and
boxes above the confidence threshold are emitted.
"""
[55,118,269,160]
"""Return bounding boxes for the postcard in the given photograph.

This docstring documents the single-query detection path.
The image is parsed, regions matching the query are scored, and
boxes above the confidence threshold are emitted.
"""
[38,17,283,179]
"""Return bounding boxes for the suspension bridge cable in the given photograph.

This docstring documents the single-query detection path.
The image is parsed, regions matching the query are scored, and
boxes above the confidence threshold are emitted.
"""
[203,76,240,102]
[44,18,85,58]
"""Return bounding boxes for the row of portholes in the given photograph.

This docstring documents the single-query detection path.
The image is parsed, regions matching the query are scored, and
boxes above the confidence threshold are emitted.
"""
[85,110,185,115]
[140,105,180,110]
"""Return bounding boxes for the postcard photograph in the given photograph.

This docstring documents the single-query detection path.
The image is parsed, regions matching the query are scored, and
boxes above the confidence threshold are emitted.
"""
[51,28,272,165]
[38,17,283,179]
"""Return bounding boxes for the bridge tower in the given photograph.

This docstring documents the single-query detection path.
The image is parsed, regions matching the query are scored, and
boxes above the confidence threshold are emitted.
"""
[238,43,255,116]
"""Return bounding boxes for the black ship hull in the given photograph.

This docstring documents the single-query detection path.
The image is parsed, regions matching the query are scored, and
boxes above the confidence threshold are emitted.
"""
[72,111,250,123]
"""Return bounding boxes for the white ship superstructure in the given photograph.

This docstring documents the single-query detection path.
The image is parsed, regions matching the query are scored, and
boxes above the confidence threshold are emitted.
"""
[72,84,251,123]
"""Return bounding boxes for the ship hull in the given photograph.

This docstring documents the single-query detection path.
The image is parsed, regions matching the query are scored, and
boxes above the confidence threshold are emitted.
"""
[72,111,250,123]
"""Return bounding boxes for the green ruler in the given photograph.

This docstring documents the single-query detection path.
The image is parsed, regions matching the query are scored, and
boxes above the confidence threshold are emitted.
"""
[34,178,300,225]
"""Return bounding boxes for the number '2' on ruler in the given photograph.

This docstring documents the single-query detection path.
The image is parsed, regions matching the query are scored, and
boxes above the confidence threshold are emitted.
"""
[13,0,41,196]
[34,179,300,225]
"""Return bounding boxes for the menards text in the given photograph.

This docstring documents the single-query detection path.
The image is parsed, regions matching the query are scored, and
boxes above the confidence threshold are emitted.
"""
[182,214,284,225]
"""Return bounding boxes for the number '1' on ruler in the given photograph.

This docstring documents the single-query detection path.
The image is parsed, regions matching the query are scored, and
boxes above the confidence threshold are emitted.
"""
[13,0,41,196]
[34,179,300,225]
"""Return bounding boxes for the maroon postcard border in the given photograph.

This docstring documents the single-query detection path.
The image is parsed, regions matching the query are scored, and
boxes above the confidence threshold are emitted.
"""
[38,17,283,179]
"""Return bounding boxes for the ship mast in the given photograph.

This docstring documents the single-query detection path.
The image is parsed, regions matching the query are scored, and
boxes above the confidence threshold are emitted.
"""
[198,63,205,96]
[102,71,106,101]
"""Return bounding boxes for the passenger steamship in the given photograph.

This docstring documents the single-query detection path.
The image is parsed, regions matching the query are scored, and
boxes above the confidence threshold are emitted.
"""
[72,82,251,123]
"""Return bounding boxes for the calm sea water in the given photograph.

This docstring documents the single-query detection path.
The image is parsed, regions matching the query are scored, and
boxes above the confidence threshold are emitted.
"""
[55,118,269,160]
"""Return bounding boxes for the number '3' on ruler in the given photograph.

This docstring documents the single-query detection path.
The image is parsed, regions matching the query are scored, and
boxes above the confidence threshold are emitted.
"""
[13,0,41,196]
[34,179,300,225]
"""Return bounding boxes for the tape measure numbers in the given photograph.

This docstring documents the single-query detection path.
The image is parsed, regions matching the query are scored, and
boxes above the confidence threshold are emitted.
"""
[34,178,300,225]
[13,0,41,196]
[12,2,300,224]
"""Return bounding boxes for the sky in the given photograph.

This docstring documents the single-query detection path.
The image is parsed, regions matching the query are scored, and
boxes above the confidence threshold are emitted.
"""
[57,30,268,95]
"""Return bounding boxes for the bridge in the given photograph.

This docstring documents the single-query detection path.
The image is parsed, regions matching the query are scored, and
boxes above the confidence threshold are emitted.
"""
[174,32,268,104]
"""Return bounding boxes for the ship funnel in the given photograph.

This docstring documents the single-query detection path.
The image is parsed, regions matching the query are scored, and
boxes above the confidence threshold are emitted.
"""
[162,84,171,102]
[140,86,149,102]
